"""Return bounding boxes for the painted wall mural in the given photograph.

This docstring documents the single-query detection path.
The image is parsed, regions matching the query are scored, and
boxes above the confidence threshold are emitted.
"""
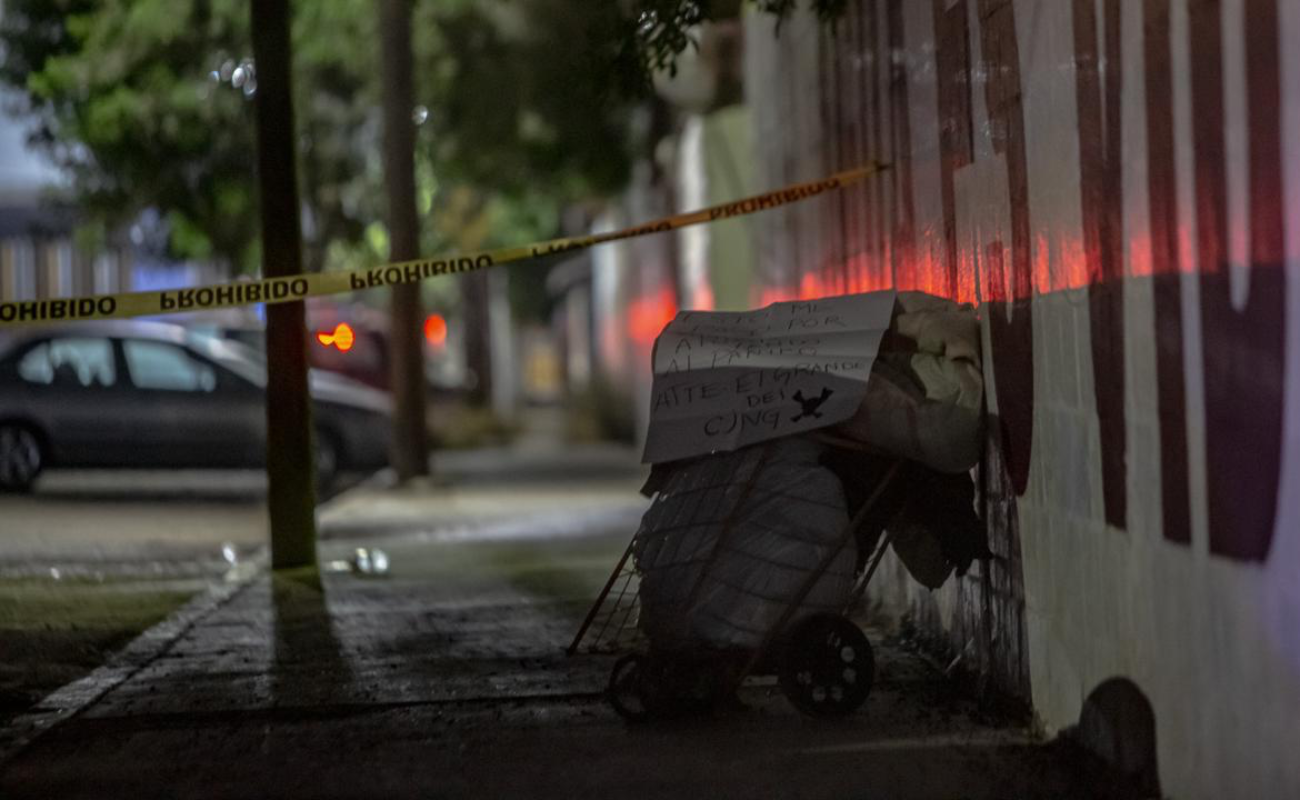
[743,0,1296,796]
[753,0,1292,557]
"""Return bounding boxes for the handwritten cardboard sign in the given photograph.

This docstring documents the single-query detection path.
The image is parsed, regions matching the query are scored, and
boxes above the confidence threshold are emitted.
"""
[642,291,897,464]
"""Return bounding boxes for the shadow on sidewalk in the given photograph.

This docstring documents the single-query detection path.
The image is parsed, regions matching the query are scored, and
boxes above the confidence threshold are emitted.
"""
[269,570,355,714]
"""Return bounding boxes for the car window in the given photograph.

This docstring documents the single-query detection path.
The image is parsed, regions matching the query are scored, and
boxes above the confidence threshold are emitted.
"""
[123,340,217,393]
[187,335,265,385]
[17,338,117,387]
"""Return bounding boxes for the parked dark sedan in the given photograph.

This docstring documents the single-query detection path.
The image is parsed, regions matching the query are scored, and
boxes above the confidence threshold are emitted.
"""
[0,321,391,492]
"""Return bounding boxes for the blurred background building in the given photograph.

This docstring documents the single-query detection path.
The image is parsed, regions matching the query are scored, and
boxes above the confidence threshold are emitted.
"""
[0,87,118,302]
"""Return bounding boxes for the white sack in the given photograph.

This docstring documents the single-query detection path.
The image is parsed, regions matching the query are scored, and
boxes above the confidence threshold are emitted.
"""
[831,293,985,473]
[633,437,856,651]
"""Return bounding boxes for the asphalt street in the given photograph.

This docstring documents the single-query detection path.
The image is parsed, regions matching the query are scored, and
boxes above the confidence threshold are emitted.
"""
[0,430,653,573]
[0,449,648,573]
[0,469,270,577]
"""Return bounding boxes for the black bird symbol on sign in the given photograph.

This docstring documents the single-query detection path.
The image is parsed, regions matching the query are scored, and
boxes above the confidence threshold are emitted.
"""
[791,387,834,422]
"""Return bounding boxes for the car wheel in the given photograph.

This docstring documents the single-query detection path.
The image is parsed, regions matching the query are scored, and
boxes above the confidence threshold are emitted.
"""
[0,424,44,493]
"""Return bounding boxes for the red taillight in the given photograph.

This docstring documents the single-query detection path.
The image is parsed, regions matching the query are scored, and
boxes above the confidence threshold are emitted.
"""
[424,314,448,348]
[317,322,355,352]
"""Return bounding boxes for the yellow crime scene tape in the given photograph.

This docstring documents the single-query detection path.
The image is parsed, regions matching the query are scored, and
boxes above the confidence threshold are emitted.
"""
[0,162,888,329]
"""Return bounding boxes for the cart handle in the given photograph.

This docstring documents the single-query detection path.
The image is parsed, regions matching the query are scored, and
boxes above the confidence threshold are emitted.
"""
[850,527,896,607]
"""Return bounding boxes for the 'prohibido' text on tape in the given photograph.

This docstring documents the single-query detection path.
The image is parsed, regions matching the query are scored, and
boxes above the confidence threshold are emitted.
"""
[0,163,889,328]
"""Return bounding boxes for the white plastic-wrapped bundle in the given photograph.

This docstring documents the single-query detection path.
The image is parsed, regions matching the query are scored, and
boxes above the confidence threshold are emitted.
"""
[829,292,985,474]
[632,437,857,651]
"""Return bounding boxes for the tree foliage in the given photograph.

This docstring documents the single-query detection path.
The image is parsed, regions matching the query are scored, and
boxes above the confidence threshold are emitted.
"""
[0,0,841,280]
[1,0,260,266]
[0,0,638,277]
[608,0,849,94]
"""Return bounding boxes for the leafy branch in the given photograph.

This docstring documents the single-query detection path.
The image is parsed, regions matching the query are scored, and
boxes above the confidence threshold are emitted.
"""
[610,0,849,94]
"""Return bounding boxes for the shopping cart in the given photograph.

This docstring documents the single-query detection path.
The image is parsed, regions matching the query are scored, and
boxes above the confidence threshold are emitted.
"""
[567,440,904,721]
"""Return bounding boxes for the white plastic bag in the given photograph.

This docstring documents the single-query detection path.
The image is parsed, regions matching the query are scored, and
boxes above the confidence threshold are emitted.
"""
[633,437,857,651]
[831,293,984,473]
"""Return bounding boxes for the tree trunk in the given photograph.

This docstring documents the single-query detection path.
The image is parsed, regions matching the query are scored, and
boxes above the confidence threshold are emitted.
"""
[462,270,493,407]
[250,0,317,569]
[380,0,430,480]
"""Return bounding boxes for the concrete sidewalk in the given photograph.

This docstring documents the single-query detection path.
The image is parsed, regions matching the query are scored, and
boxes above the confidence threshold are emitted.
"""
[0,443,1126,799]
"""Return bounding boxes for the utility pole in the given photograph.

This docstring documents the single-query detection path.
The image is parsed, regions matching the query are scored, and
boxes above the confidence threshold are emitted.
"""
[462,272,493,407]
[379,0,430,480]
[251,0,317,568]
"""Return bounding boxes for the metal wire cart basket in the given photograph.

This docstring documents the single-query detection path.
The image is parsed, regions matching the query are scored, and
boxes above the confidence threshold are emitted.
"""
[568,290,988,721]
[567,436,910,720]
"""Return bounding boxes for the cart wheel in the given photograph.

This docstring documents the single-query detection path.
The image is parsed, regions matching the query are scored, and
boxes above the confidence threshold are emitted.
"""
[607,654,652,722]
[779,614,874,717]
